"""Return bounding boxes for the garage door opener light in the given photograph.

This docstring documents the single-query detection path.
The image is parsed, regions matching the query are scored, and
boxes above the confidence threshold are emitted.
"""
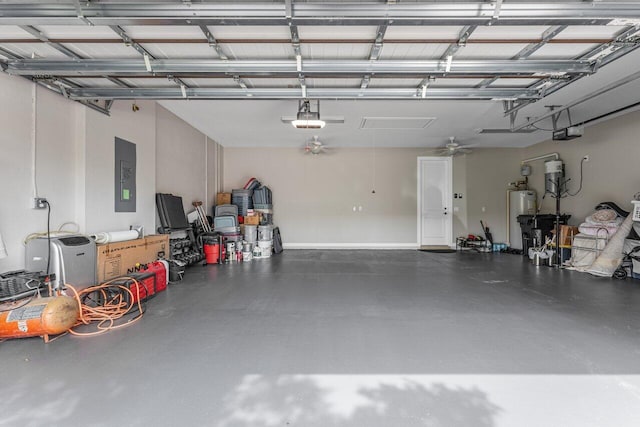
[291,99,326,129]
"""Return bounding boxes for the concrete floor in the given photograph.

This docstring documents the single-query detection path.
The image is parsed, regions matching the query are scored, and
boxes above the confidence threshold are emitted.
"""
[2,250,640,426]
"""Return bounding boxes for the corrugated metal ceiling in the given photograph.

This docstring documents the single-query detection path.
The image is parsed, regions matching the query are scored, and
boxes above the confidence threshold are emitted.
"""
[0,1,638,111]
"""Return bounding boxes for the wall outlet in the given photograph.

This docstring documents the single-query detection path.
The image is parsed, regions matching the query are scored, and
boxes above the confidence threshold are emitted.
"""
[583,155,589,162]
[33,197,48,209]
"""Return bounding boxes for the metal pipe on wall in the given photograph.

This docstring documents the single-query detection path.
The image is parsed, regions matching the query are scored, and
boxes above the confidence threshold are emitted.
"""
[521,152,559,164]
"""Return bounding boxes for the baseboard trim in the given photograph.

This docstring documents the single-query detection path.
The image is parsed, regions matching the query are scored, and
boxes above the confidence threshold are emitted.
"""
[283,243,419,250]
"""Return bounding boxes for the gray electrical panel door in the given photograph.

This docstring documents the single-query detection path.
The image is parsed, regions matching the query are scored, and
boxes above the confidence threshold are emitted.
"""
[114,137,136,212]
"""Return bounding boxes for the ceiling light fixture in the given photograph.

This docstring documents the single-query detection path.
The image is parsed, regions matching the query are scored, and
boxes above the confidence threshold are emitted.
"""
[301,84,307,98]
[421,84,428,99]
[445,55,453,73]
[296,55,302,72]
[291,99,326,129]
[180,84,187,98]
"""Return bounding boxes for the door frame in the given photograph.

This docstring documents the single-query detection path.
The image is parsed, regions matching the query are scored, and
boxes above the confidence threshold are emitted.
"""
[417,156,453,247]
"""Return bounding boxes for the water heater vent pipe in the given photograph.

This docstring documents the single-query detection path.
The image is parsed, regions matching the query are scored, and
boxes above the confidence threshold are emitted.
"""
[521,152,559,164]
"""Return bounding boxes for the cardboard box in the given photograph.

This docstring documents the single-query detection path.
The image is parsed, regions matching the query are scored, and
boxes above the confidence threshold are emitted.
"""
[244,214,260,225]
[552,225,580,247]
[96,235,169,283]
[217,192,231,205]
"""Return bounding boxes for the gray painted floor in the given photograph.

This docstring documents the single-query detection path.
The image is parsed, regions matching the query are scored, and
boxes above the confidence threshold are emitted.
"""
[2,250,640,426]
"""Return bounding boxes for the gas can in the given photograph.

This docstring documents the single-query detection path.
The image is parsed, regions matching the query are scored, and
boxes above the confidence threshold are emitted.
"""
[142,261,168,293]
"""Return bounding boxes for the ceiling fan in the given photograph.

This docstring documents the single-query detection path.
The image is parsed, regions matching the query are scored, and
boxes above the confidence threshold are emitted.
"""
[304,136,329,155]
[281,99,344,129]
[434,137,474,157]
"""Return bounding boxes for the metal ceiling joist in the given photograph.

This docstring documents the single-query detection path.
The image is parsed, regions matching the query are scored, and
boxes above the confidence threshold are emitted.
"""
[513,68,640,131]
[72,0,92,26]
[285,0,305,97]
[38,77,112,114]
[5,59,596,77]
[579,25,640,62]
[109,24,190,92]
[531,25,640,102]
[63,86,541,101]
[369,24,388,61]
[0,45,20,60]
[0,43,113,115]
[199,25,228,60]
[109,25,153,61]
[0,37,621,45]
[360,24,388,90]
[1,2,640,26]
[512,25,568,60]
[18,25,131,89]
[19,24,82,59]
[441,25,477,60]
[419,24,476,94]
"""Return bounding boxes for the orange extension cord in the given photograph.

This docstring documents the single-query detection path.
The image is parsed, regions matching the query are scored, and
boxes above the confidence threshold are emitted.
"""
[63,277,145,337]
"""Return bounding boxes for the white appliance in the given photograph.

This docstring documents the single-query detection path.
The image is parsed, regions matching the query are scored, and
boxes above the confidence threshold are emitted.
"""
[507,190,537,250]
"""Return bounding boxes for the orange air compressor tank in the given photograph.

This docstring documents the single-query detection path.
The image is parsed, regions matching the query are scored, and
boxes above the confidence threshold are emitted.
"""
[0,296,79,341]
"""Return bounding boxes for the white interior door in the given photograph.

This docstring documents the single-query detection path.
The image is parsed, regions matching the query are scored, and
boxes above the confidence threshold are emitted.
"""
[418,157,452,246]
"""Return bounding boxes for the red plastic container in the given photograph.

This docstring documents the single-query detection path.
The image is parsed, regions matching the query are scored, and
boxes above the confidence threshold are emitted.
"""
[143,261,168,293]
[204,243,220,264]
[113,272,156,304]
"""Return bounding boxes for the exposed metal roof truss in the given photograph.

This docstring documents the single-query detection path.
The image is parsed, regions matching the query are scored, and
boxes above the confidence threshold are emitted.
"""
[0,1,639,114]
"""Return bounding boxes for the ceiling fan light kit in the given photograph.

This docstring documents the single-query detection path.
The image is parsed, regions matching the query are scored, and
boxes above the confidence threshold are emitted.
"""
[305,136,329,155]
[434,137,474,157]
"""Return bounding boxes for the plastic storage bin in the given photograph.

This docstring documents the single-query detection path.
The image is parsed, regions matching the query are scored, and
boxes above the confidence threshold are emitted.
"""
[232,189,254,216]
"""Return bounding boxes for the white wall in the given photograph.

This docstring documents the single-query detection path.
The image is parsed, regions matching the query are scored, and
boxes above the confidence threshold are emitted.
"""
[223,146,521,247]
[156,105,206,214]
[83,100,157,235]
[522,109,640,225]
[0,74,79,270]
[0,75,220,271]
[224,147,476,247]
[463,148,524,243]
[155,106,222,221]
[206,137,223,209]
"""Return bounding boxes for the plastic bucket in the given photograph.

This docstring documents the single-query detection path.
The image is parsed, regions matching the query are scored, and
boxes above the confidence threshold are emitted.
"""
[203,243,219,264]
[244,225,258,242]
[258,239,273,257]
[258,225,273,241]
